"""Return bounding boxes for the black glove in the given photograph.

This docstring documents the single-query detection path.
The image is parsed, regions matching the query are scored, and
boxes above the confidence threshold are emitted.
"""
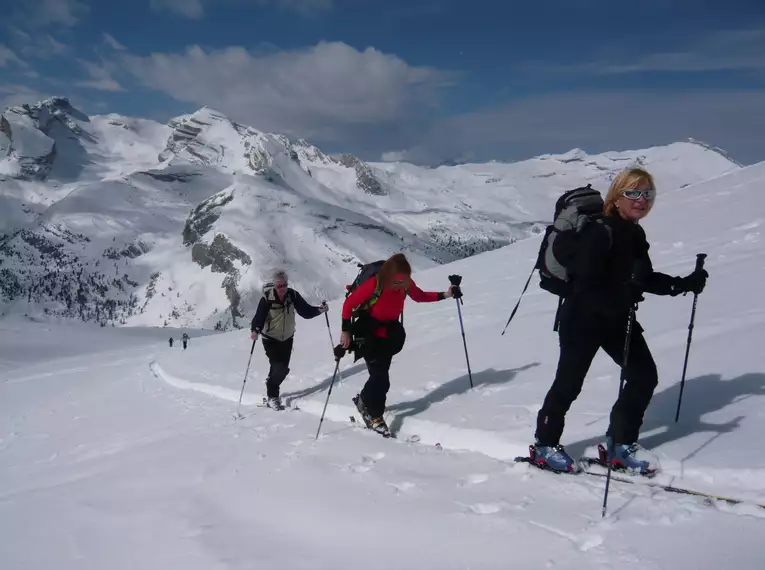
[448,274,464,299]
[333,344,346,360]
[626,282,645,304]
[678,269,708,295]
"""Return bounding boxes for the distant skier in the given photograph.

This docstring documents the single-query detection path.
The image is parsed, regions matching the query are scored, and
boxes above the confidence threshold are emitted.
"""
[182,333,189,350]
[531,168,708,474]
[169,337,174,348]
[338,253,457,437]
[250,269,328,410]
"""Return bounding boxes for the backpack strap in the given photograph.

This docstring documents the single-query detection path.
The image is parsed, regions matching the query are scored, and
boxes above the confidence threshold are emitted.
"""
[552,297,563,332]
[355,276,383,314]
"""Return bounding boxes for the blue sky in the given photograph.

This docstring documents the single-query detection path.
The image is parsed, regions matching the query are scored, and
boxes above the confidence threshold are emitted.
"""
[1,0,764,164]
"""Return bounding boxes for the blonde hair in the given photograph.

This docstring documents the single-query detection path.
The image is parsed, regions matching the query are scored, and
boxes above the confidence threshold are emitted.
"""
[604,167,656,217]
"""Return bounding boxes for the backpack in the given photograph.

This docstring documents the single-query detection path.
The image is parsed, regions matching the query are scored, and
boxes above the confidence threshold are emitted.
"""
[536,184,609,296]
[501,184,610,334]
[345,260,385,317]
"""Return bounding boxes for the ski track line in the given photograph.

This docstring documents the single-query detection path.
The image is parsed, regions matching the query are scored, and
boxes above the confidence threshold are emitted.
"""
[148,361,529,461]
[5,355,148,385]
[147,362,765,508]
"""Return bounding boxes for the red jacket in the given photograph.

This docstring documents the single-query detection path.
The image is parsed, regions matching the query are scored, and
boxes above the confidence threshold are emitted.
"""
[342,277,442,338]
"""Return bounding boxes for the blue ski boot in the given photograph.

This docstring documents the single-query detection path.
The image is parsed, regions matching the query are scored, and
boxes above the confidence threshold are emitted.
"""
[530,442,578,473]
[599,440,659,476]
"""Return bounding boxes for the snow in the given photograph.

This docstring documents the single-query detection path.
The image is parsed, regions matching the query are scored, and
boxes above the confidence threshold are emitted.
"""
[0,99,743,331]
[2,161,764,569]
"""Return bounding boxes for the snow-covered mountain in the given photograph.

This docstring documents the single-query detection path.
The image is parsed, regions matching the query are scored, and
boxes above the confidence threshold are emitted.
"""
[2,160,763,569]
[0,97,741,330]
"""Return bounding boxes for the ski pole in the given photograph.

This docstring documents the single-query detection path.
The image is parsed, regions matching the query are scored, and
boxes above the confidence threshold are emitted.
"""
[602,303,636,518]
[501,266,535,335]
[674,253,707,423]
[449,275,473,389]
[324,306,334,348]
[235,338,257,419]
[316,357,342,440]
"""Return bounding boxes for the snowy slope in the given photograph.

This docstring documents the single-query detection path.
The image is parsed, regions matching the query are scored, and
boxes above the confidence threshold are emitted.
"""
[1,98,742,332]
[1,161,764,570]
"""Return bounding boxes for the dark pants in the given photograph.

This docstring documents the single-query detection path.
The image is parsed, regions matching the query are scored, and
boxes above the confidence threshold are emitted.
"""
[182,341,187,350]
[357,321,406,418]
[535,308,658,446]
[262,336,293,399]
[360,352,394,418]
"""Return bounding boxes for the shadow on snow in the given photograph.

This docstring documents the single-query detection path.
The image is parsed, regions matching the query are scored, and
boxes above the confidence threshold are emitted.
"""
[565,372,765,461]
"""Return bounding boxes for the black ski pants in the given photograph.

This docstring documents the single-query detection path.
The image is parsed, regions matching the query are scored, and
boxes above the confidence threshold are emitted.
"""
[360,352,393,418]
[262,336,294,399]
[536,311,658,446]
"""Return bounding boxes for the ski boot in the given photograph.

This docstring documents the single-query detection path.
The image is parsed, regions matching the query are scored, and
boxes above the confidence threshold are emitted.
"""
[352,394,392,438]
[529,441,578,473]
[264,396,285,411]
[598,440,659,476]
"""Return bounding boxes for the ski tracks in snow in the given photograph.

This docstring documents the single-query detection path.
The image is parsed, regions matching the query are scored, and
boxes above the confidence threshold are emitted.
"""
[148,360,529,461]
[148,360,765,526]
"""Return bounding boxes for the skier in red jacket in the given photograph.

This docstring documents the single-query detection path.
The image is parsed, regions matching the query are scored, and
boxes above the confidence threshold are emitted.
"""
[339,253,457,436]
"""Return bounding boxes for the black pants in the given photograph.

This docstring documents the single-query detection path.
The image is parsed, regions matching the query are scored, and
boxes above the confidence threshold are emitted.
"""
[357,324,406,418]
[182,341,187,350]
[360,352,394,418]
[262,336,293,399]
[536,310,658,446]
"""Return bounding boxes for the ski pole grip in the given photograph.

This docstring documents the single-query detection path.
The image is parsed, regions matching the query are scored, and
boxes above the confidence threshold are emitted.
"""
[695,253,707,272]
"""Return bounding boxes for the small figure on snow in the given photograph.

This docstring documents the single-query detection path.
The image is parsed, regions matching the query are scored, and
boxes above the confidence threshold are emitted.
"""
[169,337,174,348]
[338,253,458,437]
[532,168,708,474]
[250,269,328,410]
[182,332,189,350]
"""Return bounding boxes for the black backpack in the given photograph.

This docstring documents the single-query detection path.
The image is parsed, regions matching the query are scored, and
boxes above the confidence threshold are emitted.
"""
[345,260,385,316]
[537,184,608,296]
[501,184,610,334]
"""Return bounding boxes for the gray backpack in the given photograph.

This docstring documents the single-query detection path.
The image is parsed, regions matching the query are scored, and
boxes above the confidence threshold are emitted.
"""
[501,184,610,334]
[537,184,610,296]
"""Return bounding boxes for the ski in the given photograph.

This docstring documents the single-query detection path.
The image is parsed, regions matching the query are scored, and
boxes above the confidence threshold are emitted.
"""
[234,399,299,419]
[514,453,765,511]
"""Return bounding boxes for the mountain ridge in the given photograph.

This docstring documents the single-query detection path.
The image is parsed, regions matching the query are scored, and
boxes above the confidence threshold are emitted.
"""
[0,97,742,330]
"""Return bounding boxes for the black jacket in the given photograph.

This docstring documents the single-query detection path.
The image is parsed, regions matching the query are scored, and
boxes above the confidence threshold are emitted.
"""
[565,212,681,328]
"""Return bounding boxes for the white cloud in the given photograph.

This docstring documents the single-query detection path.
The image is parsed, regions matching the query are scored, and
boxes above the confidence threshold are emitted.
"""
[381,151,407,162]
[0,84,51,111]
[15,34,70,60]
[74,78,125,92]
[149,0,333,19]
[0,45,26,68]
[122,41,451,142]
[75,58,125,92]
[103,33,126,51]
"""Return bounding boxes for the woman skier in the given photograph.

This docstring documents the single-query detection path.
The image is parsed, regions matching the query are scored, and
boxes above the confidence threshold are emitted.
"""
[531,167,708,474]
[339,253,457,437]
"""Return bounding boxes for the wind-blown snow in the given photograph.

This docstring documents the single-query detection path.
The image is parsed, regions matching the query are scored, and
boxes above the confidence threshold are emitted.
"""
[1,161,764,569]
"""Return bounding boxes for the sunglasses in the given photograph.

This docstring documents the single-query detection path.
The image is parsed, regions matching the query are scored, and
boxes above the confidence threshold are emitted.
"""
[275,283,288,290]
[623,189,655,201]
